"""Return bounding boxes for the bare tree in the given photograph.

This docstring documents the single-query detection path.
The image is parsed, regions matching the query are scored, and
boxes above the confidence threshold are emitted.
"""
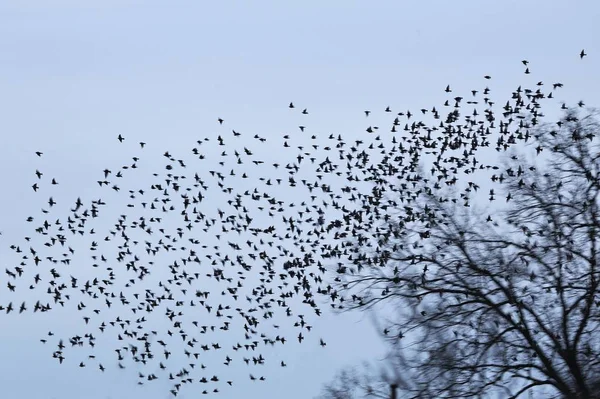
[316,360,403,399]
[322,110,600,399]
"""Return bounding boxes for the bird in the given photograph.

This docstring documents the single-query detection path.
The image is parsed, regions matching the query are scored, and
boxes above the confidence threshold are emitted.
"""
[580,49,587,59]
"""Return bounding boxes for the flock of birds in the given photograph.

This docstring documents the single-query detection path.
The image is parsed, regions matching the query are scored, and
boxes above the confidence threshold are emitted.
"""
[1,51,589,396]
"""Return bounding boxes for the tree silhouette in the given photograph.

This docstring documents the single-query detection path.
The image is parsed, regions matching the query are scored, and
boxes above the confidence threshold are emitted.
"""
[320,109,600,398]
[316,345,415,399]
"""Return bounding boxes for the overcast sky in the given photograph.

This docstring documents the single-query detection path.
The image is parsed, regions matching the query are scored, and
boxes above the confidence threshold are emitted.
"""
[1,1,599,399]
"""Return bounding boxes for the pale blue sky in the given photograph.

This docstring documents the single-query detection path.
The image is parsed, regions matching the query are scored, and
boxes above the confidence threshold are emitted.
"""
[0,1,599,398]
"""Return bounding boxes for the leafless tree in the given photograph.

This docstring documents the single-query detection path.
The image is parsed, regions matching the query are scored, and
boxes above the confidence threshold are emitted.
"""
[316,360,403,399]
[321,111,600,398]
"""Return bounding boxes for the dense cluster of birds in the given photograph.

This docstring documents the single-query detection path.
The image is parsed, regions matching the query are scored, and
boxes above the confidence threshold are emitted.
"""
[0,50,589,396]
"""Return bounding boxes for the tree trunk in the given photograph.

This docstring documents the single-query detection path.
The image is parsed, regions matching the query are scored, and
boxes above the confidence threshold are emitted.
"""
[390,384,398,399]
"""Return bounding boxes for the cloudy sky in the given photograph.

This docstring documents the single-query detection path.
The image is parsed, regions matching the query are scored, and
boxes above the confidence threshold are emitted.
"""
[0,1,599,398]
